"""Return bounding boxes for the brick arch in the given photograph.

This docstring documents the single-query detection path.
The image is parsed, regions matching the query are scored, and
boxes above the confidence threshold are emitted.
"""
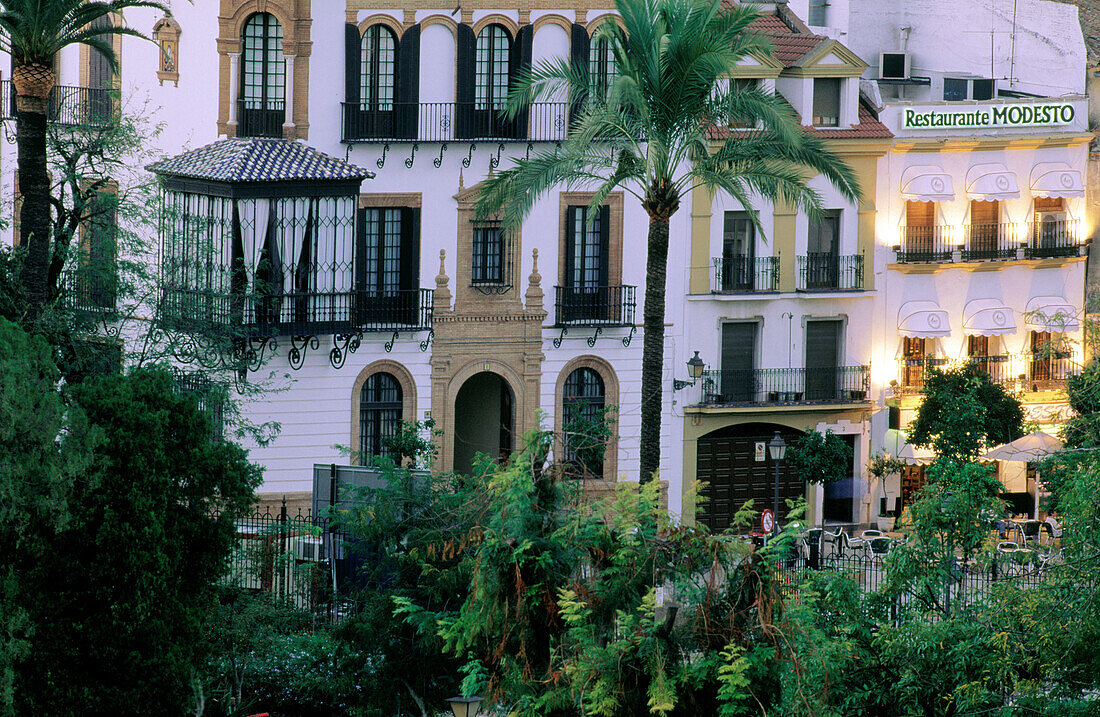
[586,13,625,35]
[350,359,417,463]
[533,13,573,34]
[357,13,405,37]
[420,14,459,36]
[555,355,620,484]
[225,3,301,47]
[472,14,521,38]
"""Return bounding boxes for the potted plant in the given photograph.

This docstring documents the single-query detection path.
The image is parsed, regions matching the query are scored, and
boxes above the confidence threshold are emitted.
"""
[867,451,906,531]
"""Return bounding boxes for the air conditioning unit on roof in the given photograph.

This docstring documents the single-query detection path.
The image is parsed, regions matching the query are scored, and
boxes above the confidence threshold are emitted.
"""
[879,51,911,80]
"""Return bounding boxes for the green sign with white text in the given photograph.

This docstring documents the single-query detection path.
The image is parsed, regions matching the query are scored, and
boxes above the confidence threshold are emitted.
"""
[902,103,1075,130]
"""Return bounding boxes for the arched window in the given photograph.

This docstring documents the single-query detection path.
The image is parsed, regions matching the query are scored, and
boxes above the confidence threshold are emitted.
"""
[360,24,397,112]
[562,367,606,476]
[588,36,617,98]
[240,13,285,137]
[359,372,402,461]
[475,24,511,110]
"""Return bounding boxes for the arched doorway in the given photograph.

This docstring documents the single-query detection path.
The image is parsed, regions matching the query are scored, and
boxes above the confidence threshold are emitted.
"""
[697,422,804,532]
[453,371,515,476]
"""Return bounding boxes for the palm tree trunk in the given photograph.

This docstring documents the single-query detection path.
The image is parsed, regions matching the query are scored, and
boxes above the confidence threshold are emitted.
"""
[13,63,55,320]
[639,215,671,484]
[18,107,50,316]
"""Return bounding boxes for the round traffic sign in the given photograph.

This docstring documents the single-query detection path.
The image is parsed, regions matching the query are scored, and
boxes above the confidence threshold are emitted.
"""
[761,509,775,533]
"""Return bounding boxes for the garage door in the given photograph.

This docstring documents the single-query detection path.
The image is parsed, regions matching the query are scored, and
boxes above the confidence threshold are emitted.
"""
[697,425,805,532]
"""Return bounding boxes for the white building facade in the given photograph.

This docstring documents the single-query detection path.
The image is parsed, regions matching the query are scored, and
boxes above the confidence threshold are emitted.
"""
[0,0,1089,524]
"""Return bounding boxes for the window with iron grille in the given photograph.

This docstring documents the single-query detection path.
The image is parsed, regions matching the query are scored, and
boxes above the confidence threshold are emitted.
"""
[563,367,606,476]
[362,208,402,293]
[475,24,511,110]
[588,36,617,99]
[471,223,507,286]
[567,205,608,290]
[360,25,396,112]
[360,372,402,461]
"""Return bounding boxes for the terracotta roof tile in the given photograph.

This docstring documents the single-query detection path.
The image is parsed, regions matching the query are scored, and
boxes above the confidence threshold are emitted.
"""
[744,11,828,65]
[707,102,892,140]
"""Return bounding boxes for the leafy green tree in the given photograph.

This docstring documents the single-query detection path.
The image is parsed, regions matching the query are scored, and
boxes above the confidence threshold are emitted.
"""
[395,430,816,716]
[477,0,859,482]
[12,368,261,714]
[908,361,1024,462]
[787,429,852,485]
[0,0,167,318]
[0,318,93,715]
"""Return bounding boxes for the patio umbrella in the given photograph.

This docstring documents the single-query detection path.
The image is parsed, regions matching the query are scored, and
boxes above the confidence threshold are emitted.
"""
[982,430,1064,518]
[884,429,935,465]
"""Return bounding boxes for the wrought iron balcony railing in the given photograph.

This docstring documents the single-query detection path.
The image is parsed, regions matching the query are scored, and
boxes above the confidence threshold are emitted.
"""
[711,256,779,293]
[796,254,863,291]
[895,354,1081,393]
[894,226,953,263]
[160,286,433,338]
[1,80,114,126]
[59,268,117,313]
[237,99,286,138]
[554,285,636,327]
[962,222,1015,261]
[694,366,870,406]
[341,101,569,142]
[1025,219,1083,259]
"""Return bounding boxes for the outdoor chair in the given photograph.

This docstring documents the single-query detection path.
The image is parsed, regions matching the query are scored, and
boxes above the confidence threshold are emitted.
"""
[843,531,870,556]
[860,529,885,540]
[868,537,893,558]
[1016,521,1042,548]
[822,528,845,557]
[1042,517,1062,547]
[996,541,1020,554]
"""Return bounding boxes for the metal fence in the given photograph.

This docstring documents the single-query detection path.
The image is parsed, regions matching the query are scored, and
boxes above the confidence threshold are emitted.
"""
[796,253,864,291]
[695,365,871,405]
[895,226,953,263]
[553,285,636,327]
[222,506,371,624]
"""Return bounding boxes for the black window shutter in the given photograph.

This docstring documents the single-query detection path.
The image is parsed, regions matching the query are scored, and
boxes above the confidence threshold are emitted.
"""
[455,24,476,138]
[564,206,577,288]
[597,205,610,285]
[399,207,420,291]
[569,24,590,128]
[354,207,368,291]
[397,24,420,139]
[510,25,534,139]
[344,24,361,141]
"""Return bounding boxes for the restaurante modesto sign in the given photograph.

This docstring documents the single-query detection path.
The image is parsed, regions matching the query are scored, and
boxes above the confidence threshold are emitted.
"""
[902,102,1075,129]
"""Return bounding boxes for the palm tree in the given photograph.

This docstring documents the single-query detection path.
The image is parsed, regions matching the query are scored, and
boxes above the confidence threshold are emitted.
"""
[0,0,167,319]
[477,0,861,483]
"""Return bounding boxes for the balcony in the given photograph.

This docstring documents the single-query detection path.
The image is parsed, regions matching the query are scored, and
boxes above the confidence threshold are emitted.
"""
[1,80,114,127]
[711,256,779,293]
[341,101,569,142]
[962,222,1015,262]
[60,268,117,313]
[1025,219,1084,259]
[796,254,863,291]
[894,226,953,263]
[895,354,1080,394]
[237,99,285,138]
[161,285,433,338]
[694,366,871,406]
[553,285,636,327]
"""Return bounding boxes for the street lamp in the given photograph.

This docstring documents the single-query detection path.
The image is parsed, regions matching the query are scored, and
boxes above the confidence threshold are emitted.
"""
[768,431,787,534]
[446,696,484,717]
[673,351,706,390]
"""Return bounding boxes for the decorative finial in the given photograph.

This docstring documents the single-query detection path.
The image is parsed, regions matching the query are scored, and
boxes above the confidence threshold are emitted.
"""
[458,167,464,191]
[529,248,541,286]
[435,249,452,312]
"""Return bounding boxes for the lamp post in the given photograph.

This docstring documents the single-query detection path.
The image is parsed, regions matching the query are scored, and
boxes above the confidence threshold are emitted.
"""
[446,696,484,717]
[768,431,787,535]
[673,351,706,390]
